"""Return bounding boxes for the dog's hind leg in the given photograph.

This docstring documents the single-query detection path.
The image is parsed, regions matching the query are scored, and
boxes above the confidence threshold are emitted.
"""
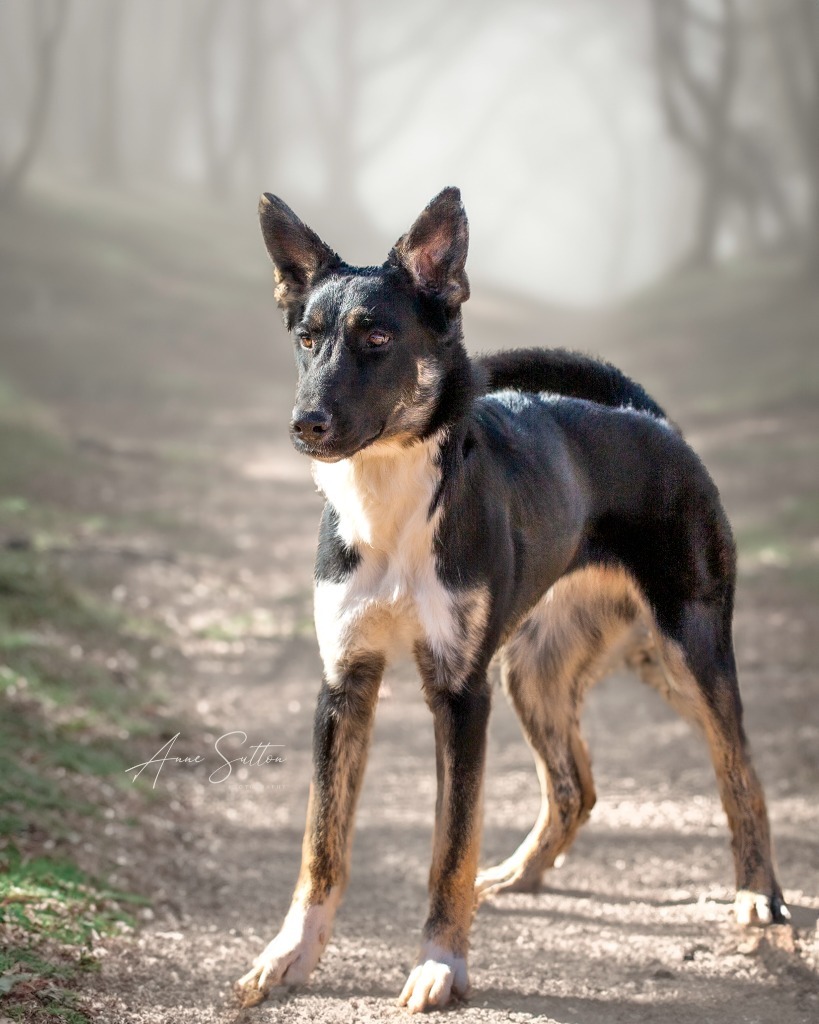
[475,663,595,898]
[476,566,639,899]
[633,599,789,926]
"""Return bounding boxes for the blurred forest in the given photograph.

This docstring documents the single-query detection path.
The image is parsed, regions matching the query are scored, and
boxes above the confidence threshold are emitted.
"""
[0,3,818,1023]
[1,0,818,295]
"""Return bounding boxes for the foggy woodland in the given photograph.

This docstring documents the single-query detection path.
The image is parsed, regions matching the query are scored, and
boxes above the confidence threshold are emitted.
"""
[1,0,818,298]
[1,4,818,1023]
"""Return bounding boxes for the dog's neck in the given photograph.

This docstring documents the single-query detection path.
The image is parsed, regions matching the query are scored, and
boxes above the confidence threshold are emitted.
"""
[312,431,446,556]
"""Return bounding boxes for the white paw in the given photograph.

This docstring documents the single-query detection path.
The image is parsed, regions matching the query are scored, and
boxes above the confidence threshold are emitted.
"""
[734,889,791,927]
[236,901,335,1006]
[398,942,470,1014]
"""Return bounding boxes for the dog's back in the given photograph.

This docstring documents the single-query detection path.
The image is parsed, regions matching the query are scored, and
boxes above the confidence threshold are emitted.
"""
[477,346,667,419]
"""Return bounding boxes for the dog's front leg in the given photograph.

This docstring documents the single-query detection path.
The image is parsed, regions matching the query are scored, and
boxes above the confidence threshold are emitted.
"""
[236,654,383,1006]
[399,676,490,1013]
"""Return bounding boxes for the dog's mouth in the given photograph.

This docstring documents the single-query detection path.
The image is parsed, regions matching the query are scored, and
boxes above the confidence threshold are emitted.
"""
[293,423,386,463]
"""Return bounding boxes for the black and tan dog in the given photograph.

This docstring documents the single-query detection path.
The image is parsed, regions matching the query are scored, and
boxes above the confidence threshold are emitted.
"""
[236,188,788,1012]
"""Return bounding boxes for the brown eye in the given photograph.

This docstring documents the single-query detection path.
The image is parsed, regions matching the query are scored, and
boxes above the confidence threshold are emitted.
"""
[367,330,390,347]
[300,336,313,349]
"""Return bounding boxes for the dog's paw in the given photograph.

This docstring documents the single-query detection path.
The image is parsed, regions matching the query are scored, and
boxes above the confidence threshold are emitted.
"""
[398,943,470,1014]
[474,861,542,900]
[235,903,333,1007]
[734,889,791,927]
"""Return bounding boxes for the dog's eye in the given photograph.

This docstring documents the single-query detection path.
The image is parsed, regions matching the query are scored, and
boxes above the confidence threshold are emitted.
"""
[367,330,390,348]
[300,336,313,350]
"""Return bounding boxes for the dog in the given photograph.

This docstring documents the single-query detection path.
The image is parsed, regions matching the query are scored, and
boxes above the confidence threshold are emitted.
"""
[236,187,788,1012]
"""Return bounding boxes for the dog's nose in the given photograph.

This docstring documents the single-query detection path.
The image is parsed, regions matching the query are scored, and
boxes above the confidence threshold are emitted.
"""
[291,409,332,438]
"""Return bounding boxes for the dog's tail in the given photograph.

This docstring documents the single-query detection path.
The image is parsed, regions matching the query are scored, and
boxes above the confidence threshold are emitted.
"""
[475,347,667,420]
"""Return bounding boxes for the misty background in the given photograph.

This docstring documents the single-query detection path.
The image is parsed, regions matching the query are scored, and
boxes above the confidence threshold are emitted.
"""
[2,0,819,298]
[0,3,818,1021]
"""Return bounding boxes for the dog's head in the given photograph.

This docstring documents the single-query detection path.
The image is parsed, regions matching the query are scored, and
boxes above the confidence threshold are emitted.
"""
[259,188,472,461]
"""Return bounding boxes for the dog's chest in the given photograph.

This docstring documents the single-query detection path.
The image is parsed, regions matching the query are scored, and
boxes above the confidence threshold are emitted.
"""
[311,439,475,683]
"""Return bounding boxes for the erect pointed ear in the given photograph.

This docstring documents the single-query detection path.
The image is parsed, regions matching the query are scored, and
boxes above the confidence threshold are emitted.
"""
[258,193,341,328]
[389,187,470,309]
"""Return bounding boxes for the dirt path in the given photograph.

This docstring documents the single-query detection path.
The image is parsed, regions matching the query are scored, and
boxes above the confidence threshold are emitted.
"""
[3,195,817,1024]
[68,419,818,1024]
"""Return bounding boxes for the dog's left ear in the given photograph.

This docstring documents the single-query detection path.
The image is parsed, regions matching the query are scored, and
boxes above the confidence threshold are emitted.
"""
[389,187,470,308]
[259,193,341,328]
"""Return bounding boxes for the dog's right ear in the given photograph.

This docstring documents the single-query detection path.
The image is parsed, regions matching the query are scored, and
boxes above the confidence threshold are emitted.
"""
[258,194,341,328]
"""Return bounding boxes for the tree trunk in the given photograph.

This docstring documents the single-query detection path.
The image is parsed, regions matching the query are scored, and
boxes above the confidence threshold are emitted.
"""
[652,0,739,269]
[93,0,125,183]
[195,0,231,201]
[1,0,71,201]
[770,0,819,272]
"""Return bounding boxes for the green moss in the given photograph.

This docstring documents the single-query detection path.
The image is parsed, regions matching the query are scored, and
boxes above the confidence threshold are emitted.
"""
[0,852,142,1022]
[0,850,143,945]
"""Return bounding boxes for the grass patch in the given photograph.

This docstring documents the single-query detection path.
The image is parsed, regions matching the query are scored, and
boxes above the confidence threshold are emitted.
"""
[0,424,173,1020]
[0,548,119,640]
[735,494,819,560]
[0,849,145,1021]
[0,548,163,1023]
[0,850,143,946]
[0,545,167,844]
[0,856,137,1024]
[0,968,93,1024]
[734,493,819,600]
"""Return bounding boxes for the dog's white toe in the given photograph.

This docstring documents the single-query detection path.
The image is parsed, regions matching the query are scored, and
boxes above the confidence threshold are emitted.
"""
[734,889,791,927]
[235,901,335,1006]
[398,943,470,1013]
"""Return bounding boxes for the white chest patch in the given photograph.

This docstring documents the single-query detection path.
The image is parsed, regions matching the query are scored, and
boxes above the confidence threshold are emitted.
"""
[312,433,488,688]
